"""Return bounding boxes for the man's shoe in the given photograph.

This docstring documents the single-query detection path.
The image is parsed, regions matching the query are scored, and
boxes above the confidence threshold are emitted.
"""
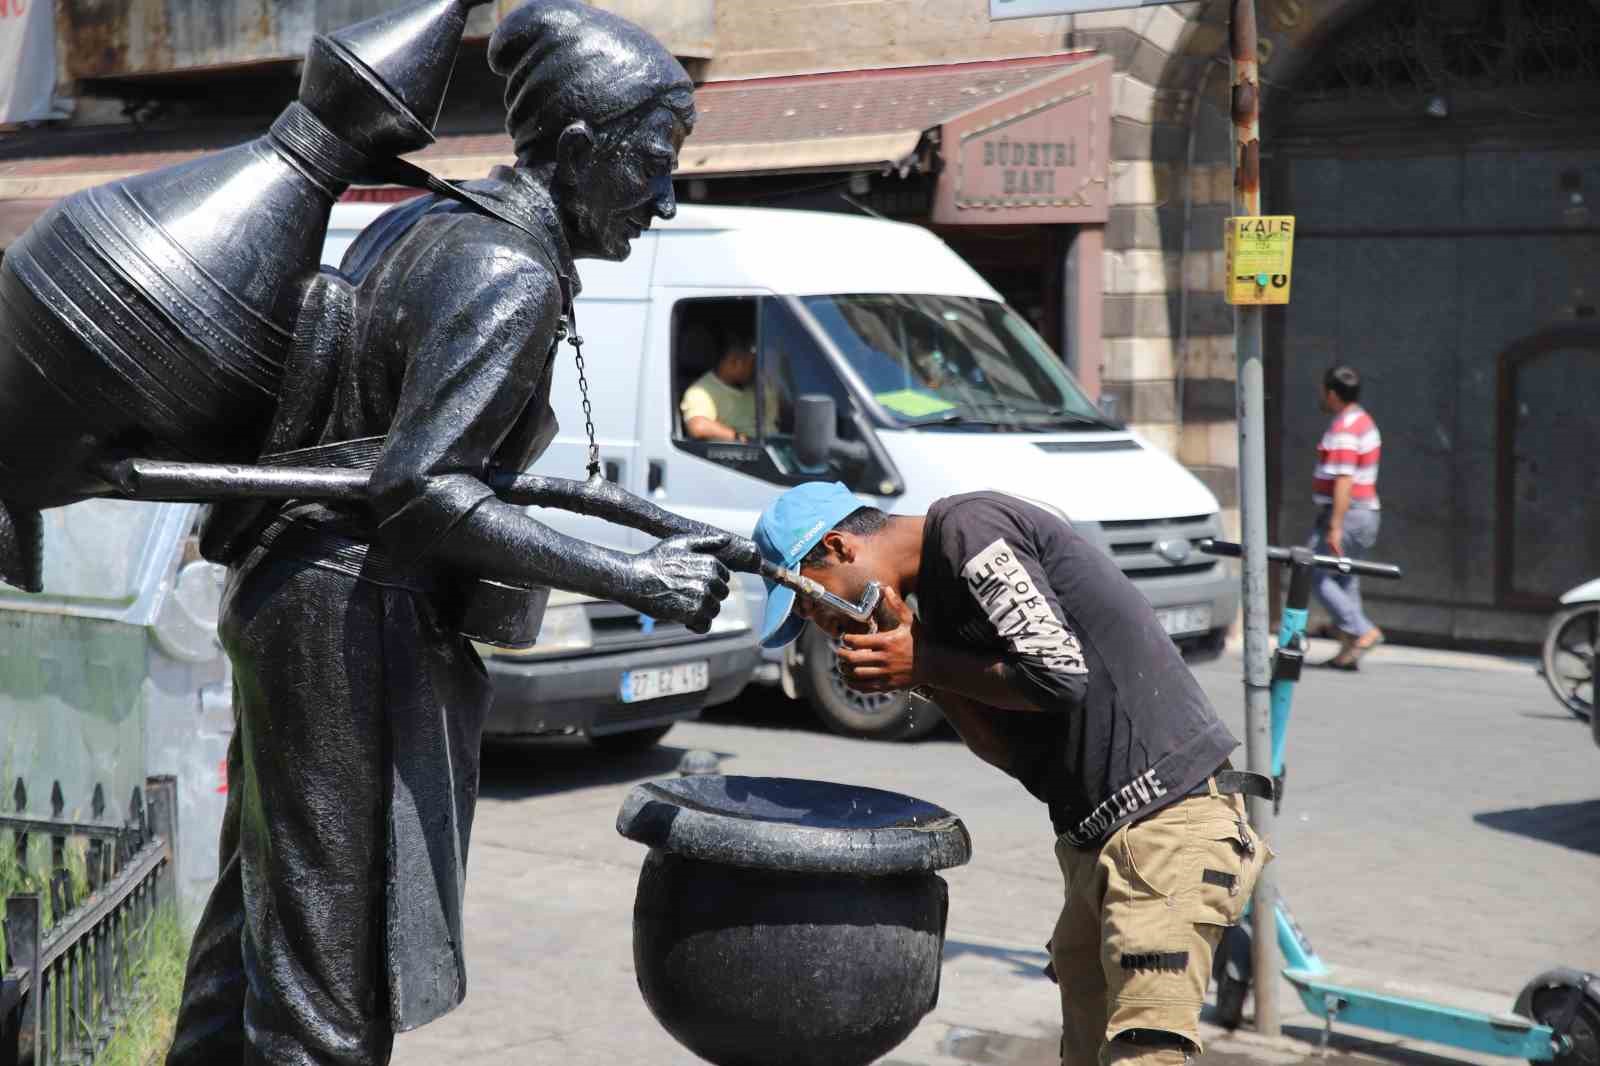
[1352,627,1384,661]
[1321,628,1381,671]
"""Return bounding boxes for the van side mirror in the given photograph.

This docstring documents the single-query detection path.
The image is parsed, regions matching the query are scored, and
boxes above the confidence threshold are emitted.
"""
[794,394,837,471]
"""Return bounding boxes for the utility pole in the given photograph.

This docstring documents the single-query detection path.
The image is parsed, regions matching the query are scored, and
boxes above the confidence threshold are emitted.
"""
[1229,0,1281,1038]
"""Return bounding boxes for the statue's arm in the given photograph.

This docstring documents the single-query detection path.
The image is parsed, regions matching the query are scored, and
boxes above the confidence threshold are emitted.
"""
[489,471,761,572]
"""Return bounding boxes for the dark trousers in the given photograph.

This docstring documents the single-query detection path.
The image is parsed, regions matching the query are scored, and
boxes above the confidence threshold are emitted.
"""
[167,553,488,1066]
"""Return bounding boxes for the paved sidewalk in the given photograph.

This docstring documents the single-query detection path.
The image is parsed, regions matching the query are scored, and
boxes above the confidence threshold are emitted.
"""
[390,648,1598,1066]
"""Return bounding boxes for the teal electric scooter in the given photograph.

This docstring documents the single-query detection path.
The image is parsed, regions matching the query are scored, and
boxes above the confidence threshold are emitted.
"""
[1200,539,1599,1066]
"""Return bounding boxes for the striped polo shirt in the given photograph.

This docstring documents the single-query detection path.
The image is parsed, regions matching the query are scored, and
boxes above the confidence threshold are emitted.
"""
[1313,404,1381,510]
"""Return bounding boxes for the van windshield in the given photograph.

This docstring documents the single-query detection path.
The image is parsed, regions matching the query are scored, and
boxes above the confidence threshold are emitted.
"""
[799,294,1113,431]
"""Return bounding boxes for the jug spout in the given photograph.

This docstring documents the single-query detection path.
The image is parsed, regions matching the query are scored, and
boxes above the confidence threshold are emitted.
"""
[301,0,490,160]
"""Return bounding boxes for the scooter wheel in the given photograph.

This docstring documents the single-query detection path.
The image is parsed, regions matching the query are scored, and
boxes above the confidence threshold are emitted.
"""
[1515,969,1600,1066]
[1541,607,1599,722]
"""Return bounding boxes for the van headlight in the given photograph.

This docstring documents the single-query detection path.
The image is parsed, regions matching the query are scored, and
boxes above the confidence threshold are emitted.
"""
[478,603,592,659]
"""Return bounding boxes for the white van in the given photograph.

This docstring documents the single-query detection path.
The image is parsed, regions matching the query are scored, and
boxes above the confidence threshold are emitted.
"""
[325,202,1236,740]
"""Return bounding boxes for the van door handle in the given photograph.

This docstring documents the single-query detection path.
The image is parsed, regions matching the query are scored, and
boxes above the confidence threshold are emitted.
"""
[648,460,665,494]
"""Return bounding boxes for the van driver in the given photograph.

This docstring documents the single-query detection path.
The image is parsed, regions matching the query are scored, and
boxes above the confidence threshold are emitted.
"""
[682,330,773,442]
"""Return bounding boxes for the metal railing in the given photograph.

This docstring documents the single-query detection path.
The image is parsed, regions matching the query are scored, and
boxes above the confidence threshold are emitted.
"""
[0,776,178,1066]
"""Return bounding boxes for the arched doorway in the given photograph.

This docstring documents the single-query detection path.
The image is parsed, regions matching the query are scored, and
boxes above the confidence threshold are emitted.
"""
[1264,0,1600,645]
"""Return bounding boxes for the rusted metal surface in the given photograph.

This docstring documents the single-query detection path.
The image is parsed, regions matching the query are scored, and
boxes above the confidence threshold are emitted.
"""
[1230,0,1261,215]
[61,0,714,81]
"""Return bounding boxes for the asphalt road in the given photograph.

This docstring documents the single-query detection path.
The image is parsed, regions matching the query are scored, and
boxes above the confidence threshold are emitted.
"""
[389,641,1599,1066]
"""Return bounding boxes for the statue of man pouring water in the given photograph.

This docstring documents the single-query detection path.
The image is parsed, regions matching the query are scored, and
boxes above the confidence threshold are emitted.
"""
[164,4,736,1063]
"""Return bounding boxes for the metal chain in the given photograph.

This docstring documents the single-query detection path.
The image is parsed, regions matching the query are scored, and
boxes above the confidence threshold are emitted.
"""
[567,317,601,479]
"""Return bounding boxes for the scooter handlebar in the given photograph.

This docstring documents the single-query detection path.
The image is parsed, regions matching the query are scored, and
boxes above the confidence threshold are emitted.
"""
[1197,539,1403,581]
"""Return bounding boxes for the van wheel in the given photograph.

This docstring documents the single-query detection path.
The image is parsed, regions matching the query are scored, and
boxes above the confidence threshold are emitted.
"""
[799,625,944,741]
[590,724,673,753]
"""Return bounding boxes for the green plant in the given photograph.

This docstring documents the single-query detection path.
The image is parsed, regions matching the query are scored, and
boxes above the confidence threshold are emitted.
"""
[0,828,93,960]
[0,829,50,964]
[95,911,189,1066]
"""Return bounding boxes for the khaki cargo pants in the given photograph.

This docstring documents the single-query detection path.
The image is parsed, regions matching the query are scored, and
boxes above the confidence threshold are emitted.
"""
[1049,784,1271,1066]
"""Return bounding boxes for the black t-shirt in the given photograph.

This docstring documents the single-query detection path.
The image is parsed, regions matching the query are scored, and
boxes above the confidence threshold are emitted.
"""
[917,492,1237,846]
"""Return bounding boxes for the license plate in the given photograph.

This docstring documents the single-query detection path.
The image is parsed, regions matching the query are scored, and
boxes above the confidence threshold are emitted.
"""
[620,661,710,703]
[1156,605,1212,637]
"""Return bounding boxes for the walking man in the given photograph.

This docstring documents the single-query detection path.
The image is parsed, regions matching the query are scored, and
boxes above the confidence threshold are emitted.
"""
[1311,366,1383,669]
[751,483,1271,1066]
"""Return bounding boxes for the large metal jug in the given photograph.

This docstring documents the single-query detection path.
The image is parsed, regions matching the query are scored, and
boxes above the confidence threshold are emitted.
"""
[0,0,491,591]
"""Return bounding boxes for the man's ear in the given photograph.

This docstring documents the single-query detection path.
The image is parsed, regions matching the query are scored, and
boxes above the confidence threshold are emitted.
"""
[821,531,854,564]
[554,121,597,186]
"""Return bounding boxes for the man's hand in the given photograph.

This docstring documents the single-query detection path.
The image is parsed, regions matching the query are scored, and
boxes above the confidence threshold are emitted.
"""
[837,586,1047,712]
[624,533,732,633]
[836,586,919,693]
[1327,473,1351,556]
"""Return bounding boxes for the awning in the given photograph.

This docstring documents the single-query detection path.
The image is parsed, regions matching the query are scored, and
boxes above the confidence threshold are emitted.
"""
[410,56,1103,181]
[678,54,1095,179]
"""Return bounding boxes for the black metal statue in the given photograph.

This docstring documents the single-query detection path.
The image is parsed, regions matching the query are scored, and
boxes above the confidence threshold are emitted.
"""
[0,1,766,1063]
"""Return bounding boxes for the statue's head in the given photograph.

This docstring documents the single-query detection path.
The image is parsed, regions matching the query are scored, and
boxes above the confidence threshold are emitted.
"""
[490,0,697,261]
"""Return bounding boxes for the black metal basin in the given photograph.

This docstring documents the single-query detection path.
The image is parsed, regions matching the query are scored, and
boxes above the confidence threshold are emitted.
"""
[617,775,972,1066]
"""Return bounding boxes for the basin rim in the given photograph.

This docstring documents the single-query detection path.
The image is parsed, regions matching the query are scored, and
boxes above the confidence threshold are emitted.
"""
[616,775,973,876]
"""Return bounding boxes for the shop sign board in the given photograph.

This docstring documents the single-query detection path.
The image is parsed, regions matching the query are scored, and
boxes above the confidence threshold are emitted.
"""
[933,57,1112,226]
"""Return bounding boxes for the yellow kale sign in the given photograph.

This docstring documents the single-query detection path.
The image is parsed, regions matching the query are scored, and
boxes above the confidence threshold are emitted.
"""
[1224,215,1295,306]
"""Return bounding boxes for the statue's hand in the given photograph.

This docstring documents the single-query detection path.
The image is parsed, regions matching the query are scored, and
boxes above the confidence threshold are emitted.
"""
[625,534,734,634]
[711,533,764,575]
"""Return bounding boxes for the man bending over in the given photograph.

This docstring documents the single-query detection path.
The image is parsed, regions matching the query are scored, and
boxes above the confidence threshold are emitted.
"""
[751,482,1272,1066]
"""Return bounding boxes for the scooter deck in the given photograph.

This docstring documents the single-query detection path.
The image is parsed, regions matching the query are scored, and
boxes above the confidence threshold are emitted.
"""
[1285,966,1557,1061]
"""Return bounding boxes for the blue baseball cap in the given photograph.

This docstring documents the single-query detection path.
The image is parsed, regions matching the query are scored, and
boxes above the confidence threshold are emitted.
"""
[752,481,865,649]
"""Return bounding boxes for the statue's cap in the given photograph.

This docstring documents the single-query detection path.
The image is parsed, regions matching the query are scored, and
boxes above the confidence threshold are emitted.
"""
[489,0,695,159]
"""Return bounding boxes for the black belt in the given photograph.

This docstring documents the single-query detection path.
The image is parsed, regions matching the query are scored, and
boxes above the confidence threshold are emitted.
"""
[1188,769,1276,801]
[256,516,438,595]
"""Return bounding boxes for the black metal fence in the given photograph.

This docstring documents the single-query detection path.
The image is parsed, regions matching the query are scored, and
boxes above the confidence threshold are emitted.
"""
[0,775,178,1066]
